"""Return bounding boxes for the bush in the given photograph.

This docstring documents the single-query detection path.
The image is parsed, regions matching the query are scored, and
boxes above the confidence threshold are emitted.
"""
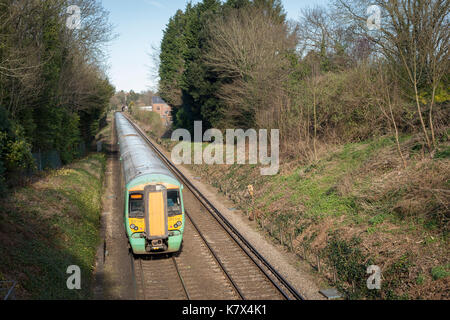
[0,107,35,190]
[325,233,371,298]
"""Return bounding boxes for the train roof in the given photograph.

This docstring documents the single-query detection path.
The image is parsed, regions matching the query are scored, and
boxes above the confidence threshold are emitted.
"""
[115,112,179,186]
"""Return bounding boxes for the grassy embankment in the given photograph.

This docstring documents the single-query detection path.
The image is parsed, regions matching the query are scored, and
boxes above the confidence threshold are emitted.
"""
[131,109,166,138]
[133,112,449,299]
[0,152,106,299]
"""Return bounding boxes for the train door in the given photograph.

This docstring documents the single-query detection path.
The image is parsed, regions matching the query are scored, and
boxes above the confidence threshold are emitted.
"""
[144,185,169,248]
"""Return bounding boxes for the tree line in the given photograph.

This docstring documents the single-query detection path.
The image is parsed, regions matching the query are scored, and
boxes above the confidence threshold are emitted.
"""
[0,0,115,190]
[110,90,155,112]
[158,0,449,160]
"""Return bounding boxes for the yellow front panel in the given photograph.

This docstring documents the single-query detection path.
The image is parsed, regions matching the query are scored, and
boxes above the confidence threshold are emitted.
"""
[148,192,165,237]
[129,218,145,233]
[168,215,183,230]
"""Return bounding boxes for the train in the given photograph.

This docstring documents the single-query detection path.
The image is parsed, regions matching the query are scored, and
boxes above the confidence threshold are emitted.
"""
[115,112,185,255]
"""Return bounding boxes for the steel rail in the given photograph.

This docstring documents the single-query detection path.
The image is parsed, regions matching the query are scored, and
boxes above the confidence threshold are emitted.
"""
[171,256,190,300]
[122,112,305,301]
[138,258,147,300]
[129,252,138,300]
[184,211,245,300]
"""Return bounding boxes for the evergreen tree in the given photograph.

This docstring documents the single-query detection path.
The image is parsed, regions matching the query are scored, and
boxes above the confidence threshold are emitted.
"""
[159,0,289,132]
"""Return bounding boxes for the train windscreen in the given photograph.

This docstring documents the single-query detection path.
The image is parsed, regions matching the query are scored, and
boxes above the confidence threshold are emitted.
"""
[129,193,144,218]
[167,190,181,217]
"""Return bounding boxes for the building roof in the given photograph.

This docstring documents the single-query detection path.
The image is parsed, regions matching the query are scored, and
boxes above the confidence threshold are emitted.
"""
[152,96,167,105]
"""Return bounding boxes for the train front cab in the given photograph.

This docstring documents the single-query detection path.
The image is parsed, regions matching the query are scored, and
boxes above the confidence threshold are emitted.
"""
[125,177,184,255]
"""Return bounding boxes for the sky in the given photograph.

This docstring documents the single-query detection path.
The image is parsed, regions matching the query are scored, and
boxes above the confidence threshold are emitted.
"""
[101,0,330,93]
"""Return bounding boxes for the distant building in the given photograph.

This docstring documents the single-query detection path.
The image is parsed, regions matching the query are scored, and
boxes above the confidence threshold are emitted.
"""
[152,96,172,125]
[139,106,153,111]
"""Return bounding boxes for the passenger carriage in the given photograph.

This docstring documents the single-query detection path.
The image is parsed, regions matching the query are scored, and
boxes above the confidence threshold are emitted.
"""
[115,112,184,254]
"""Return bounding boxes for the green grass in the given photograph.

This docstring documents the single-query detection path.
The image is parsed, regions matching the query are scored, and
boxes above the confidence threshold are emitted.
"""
[275,136,396,222]
[431,264,450,280]
[434,146,450,159]
[416,273,425,285]
[0,153,106,299]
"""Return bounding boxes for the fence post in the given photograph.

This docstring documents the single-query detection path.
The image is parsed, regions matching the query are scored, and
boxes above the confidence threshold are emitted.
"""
[317,254,321,273]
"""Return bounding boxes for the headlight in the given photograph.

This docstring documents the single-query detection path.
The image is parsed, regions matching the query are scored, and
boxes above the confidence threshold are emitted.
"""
[130,224,135,229]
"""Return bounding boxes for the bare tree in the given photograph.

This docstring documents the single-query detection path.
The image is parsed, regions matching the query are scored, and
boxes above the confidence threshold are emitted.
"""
[372,63,407,168]
[335,0,450,152]
[298,5,358,68]
[147,43,161,94]
[204,6,298,129]
[307,58,320,161]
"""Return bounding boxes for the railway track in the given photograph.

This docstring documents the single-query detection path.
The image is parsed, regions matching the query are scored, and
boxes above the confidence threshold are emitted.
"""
[132,255,189,300]
[124,113,304,301]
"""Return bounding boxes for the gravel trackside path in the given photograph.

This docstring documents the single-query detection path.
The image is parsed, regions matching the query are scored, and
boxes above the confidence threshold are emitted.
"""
[93,118,134,300]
